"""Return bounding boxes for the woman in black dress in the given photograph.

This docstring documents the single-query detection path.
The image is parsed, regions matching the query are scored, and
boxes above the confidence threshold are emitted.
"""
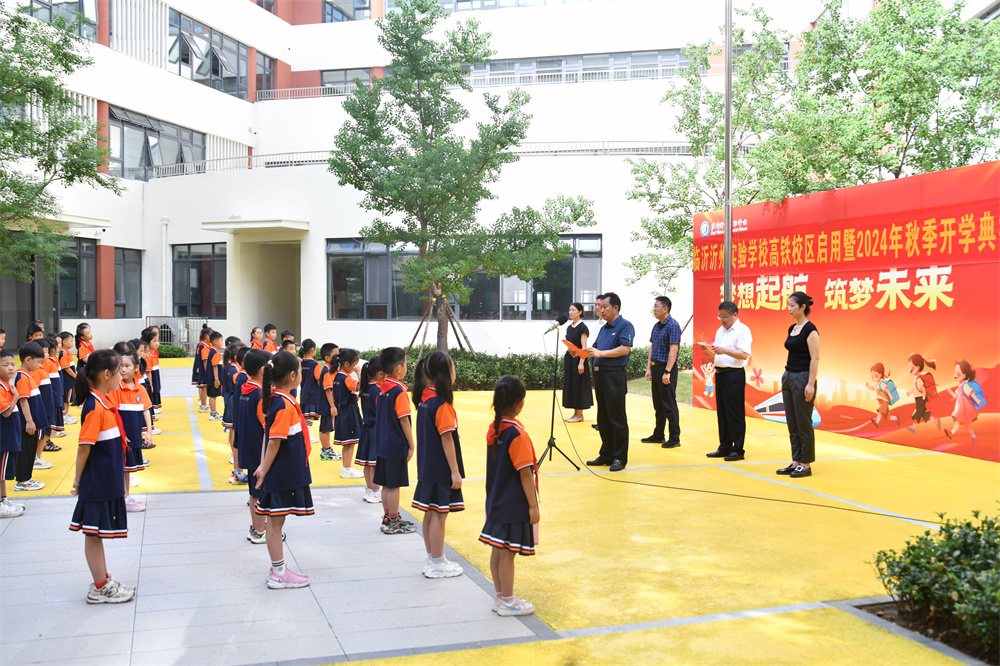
[562,302,593,422]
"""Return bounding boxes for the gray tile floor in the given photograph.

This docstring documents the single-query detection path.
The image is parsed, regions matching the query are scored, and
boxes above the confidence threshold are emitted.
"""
[0,487,545,665]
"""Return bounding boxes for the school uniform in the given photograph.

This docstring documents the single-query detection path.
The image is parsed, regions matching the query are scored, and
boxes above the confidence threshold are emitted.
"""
[0,380,22,481]
[33,366,55,437]
[222,363,239,428]
[44,357,65,433]
[300,358,319,418]
[69,390,127,538]
[314,363,335,433]
[262,339,279,355]
[59,348,76,404]
[479,418,537,556]
[250,339,264,350]
[148,347,162,409]
[205,347,223,398]
[236,379,265,498]
[14,369,47,483]
[411,388,465,514]
[355,381,380,467]
[110,382,151,472]
[76,340,94,373]
[192,341,207,386]
[255,390,314,516]
[332,371,362,446]
[373,377,412,490]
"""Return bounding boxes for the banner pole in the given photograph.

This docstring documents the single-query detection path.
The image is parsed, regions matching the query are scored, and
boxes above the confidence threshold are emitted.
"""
[723,0,733,302]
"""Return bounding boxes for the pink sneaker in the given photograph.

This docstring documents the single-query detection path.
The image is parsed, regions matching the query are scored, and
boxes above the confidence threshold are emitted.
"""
[266,568,309,589]
[125,497,145,512]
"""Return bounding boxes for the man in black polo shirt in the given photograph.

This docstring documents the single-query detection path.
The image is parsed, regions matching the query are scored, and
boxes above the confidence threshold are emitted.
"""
[642,296,681,448]
[585,292,635,472]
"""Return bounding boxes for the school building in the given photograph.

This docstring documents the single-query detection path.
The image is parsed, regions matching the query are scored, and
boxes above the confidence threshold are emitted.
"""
[2,0,995,354]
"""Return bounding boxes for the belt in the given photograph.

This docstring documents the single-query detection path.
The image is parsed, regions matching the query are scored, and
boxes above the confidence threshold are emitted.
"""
[650,361,669,366]
[592,366,625,373]
[715,366,744,373]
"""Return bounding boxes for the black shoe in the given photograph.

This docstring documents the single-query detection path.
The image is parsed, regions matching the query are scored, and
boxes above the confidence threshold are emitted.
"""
[661,441,681,449]
[591,423,600,431]
[790,465,812,478]
[776,464,796,475]
[724,452,745,461]
[586,458,612,466]
[705,450,729,458]
[641,435,665,444]
[609,459,626,472]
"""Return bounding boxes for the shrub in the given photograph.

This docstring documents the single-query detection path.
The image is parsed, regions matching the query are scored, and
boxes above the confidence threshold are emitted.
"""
[874,509,1000,663]
[157,344,187,358]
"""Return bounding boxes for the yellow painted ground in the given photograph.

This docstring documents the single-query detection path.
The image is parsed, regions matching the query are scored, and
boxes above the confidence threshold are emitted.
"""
[29,382,993,665]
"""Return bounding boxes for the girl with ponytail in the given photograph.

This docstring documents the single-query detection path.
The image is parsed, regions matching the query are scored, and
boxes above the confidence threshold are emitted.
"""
[356,356,384,502]
[332,348,363,479]
[480,375,538,616]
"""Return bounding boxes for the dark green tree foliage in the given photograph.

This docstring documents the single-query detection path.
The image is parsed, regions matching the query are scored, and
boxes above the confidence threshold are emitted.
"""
[0,7,121,280]
[329,0,593,350]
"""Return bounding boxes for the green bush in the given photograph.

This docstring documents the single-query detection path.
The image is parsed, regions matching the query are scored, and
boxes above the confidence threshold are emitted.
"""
[355,344,693,391]
[874,509,1000,662]
[157,344,187,358]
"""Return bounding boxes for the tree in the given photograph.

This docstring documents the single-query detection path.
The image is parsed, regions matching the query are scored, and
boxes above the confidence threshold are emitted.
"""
[328,0,594,351]
[0,7,121,281]
[625,6,792,291]
[627,0,1000,291]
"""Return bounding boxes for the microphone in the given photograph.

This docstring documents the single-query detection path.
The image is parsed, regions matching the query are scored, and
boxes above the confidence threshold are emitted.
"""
[544,314,569,333]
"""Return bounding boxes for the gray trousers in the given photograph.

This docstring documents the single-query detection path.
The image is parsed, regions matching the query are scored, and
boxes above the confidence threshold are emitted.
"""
[781,370,816,464]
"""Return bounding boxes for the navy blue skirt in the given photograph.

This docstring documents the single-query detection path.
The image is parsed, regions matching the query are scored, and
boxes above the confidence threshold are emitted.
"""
[70,497,128,539]
[334,404,362,445]
[479,521,535,556]
[124,447,145,472]
[411,481,464,513]
[355,425,376,467]
[222,394,235,427]
[255,485,315,517]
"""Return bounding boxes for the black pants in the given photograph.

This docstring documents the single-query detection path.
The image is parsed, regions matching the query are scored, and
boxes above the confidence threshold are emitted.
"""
[16,429,38,483]
[594,369,629,464]
[714,368,746,454]
[650,364,680,443]
[781,370,816,464]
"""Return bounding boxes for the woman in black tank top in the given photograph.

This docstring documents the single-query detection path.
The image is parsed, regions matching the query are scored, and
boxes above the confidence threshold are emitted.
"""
[777,291,820,479]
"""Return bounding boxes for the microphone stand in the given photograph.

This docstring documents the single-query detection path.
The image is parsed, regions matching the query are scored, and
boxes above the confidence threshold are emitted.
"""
[539,325,580,471]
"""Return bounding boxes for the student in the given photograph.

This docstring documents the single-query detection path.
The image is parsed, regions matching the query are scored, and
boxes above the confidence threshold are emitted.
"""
[194,326,211,411]
[223,343,246,484]
[261,324,279,354]
[26,323,44,341]
[374,347,416,535]
[299,339,319,420]
[411,351,465,578]
[253,351,314,588]
[238,349,271,543]
[14,342,48,491]
[280,340,296,354]
[109,351,152,513]
[316,343,341,461]
[43,337,66,443]
[0,351,25,517]
[58,332,78,421]
[249,327,264,350]
[142,329,162,413]
[480,375,539,616]
[206,331,224,420]
[357,356,383,503]
[69,349,136,604]
[75,323,94,374]
[130,338,159,438]
[281,330,295,344]
[332,348,364,479]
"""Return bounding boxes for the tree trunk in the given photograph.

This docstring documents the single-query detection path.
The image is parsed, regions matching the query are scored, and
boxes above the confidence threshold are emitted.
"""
[435,300,449,352]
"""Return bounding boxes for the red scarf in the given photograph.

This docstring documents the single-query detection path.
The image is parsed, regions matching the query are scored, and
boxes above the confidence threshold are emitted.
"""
[272,389,310,459]
[241,379,261,395]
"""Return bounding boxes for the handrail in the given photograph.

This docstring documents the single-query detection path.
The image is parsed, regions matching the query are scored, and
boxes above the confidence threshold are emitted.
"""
[147,141,719,178]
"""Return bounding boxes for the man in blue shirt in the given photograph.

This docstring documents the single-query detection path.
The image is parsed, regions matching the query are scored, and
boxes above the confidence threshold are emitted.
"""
[642,296,682,448]
[584,292,635,472]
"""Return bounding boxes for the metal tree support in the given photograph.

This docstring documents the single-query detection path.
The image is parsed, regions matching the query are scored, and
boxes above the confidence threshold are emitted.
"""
[723,0,734,302]
[405,296,477,357]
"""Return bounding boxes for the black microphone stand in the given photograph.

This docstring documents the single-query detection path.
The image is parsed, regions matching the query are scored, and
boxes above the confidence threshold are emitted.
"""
[539,324,580,470]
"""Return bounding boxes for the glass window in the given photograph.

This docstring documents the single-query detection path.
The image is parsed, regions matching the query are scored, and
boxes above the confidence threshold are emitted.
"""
[532,256,572,321]
[123,125,147,180]
[457,272,499,320]
[30,0,98,41]
[165,10,249,99]
[501,276,529,320]
[328,255,364,319]
[59,238,97,317]
[172,243,226,318]
[391,255,425,319]
[114,248,141,318]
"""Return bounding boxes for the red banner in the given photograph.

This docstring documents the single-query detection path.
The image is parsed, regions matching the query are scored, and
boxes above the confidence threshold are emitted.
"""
[692,162,1000,462]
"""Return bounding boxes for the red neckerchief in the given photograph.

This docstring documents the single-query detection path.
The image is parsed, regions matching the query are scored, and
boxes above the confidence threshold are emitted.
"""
[381,377,406,395]
[422,386,438,403]
[272,388,310,459]
[241,379,261,395]
[93,389,128,458]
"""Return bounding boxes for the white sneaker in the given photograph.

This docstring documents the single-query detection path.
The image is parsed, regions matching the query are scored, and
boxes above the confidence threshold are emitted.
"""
[125,496,145,512]
[51,430,67,438]
[363,488,381,504]
[153,408,162,414]
[229,456,234,464]
[0,501,24,518]
[497,596,535,616]
[339,467,364,479]
[198,405,209,413]
[86,578,135,604]
[14,479,44,491]
[145,428,162,436]
[33,457,53,470]
[332,450,342,461]
[208,412,222,421]
[2,497,25,511]
[422,560,463,579]
[130,475,140,487]
[64,414,78,424]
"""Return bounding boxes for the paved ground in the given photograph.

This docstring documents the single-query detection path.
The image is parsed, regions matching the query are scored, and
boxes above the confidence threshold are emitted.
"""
[1,361,994,665]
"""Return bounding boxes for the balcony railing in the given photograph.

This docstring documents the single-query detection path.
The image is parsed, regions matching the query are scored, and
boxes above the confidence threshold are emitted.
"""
[147,141,705,178]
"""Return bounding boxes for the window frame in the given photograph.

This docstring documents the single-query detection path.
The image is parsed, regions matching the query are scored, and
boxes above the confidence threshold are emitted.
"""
[171,243,227,319]
[59,237,97,318]
[113,248,142,319]
[108,106,205,181]
[29,0,98,41]
[168,10,250,100]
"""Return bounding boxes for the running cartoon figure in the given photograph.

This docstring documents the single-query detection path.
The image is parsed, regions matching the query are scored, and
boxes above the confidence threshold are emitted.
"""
[865,362,899,428]
[701,361,715,398]
[945,360,987,443]
[906,353,938,432]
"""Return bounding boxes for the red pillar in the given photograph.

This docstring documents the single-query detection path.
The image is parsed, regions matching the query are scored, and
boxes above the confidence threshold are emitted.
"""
[97,100,109,175]
[97,0,109,46]
[96,244,115,320]
[248,46,258,101]
[371,0,385,19]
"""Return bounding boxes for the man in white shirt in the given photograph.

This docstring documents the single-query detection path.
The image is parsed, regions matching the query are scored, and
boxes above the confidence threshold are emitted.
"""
[701,301,752,461]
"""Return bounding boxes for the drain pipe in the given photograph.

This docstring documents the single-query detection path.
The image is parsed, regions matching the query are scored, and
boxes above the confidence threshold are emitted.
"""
[160,217,169,315]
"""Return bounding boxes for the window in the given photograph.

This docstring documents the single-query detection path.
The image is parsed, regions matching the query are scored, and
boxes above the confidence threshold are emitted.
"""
[172,244,226,318]
[29,0,98,41]
[255,0,275,12]
[388,0,600,12]
[327,236,601,321]
[323,0,360,21]
[256,52,275,93]
[108,106,205,180]
[167,10,250,100]
[59,238,97,317]
[114,248,142,318]
[465,48,695,86]
[321,68,371,94]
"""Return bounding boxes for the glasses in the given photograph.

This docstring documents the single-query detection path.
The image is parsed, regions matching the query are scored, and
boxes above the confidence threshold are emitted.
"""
[717,314,733,321]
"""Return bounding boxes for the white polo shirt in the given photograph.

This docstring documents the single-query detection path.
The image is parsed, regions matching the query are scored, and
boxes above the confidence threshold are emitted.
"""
[713,319,752,368]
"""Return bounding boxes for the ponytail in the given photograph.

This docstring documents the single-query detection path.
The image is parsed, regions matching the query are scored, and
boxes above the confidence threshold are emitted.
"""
[360,355,381,393]
[413,351,454,408]
[412,357,429,408]
[72,349,121,406]
[74,323,90,353]
[261,351,300,415]
[491,375,526,443]
[492,382,506,444]
[261,363,274,414]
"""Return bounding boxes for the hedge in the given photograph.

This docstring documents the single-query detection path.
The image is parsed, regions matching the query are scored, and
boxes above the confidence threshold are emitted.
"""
[157,344,187,358]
